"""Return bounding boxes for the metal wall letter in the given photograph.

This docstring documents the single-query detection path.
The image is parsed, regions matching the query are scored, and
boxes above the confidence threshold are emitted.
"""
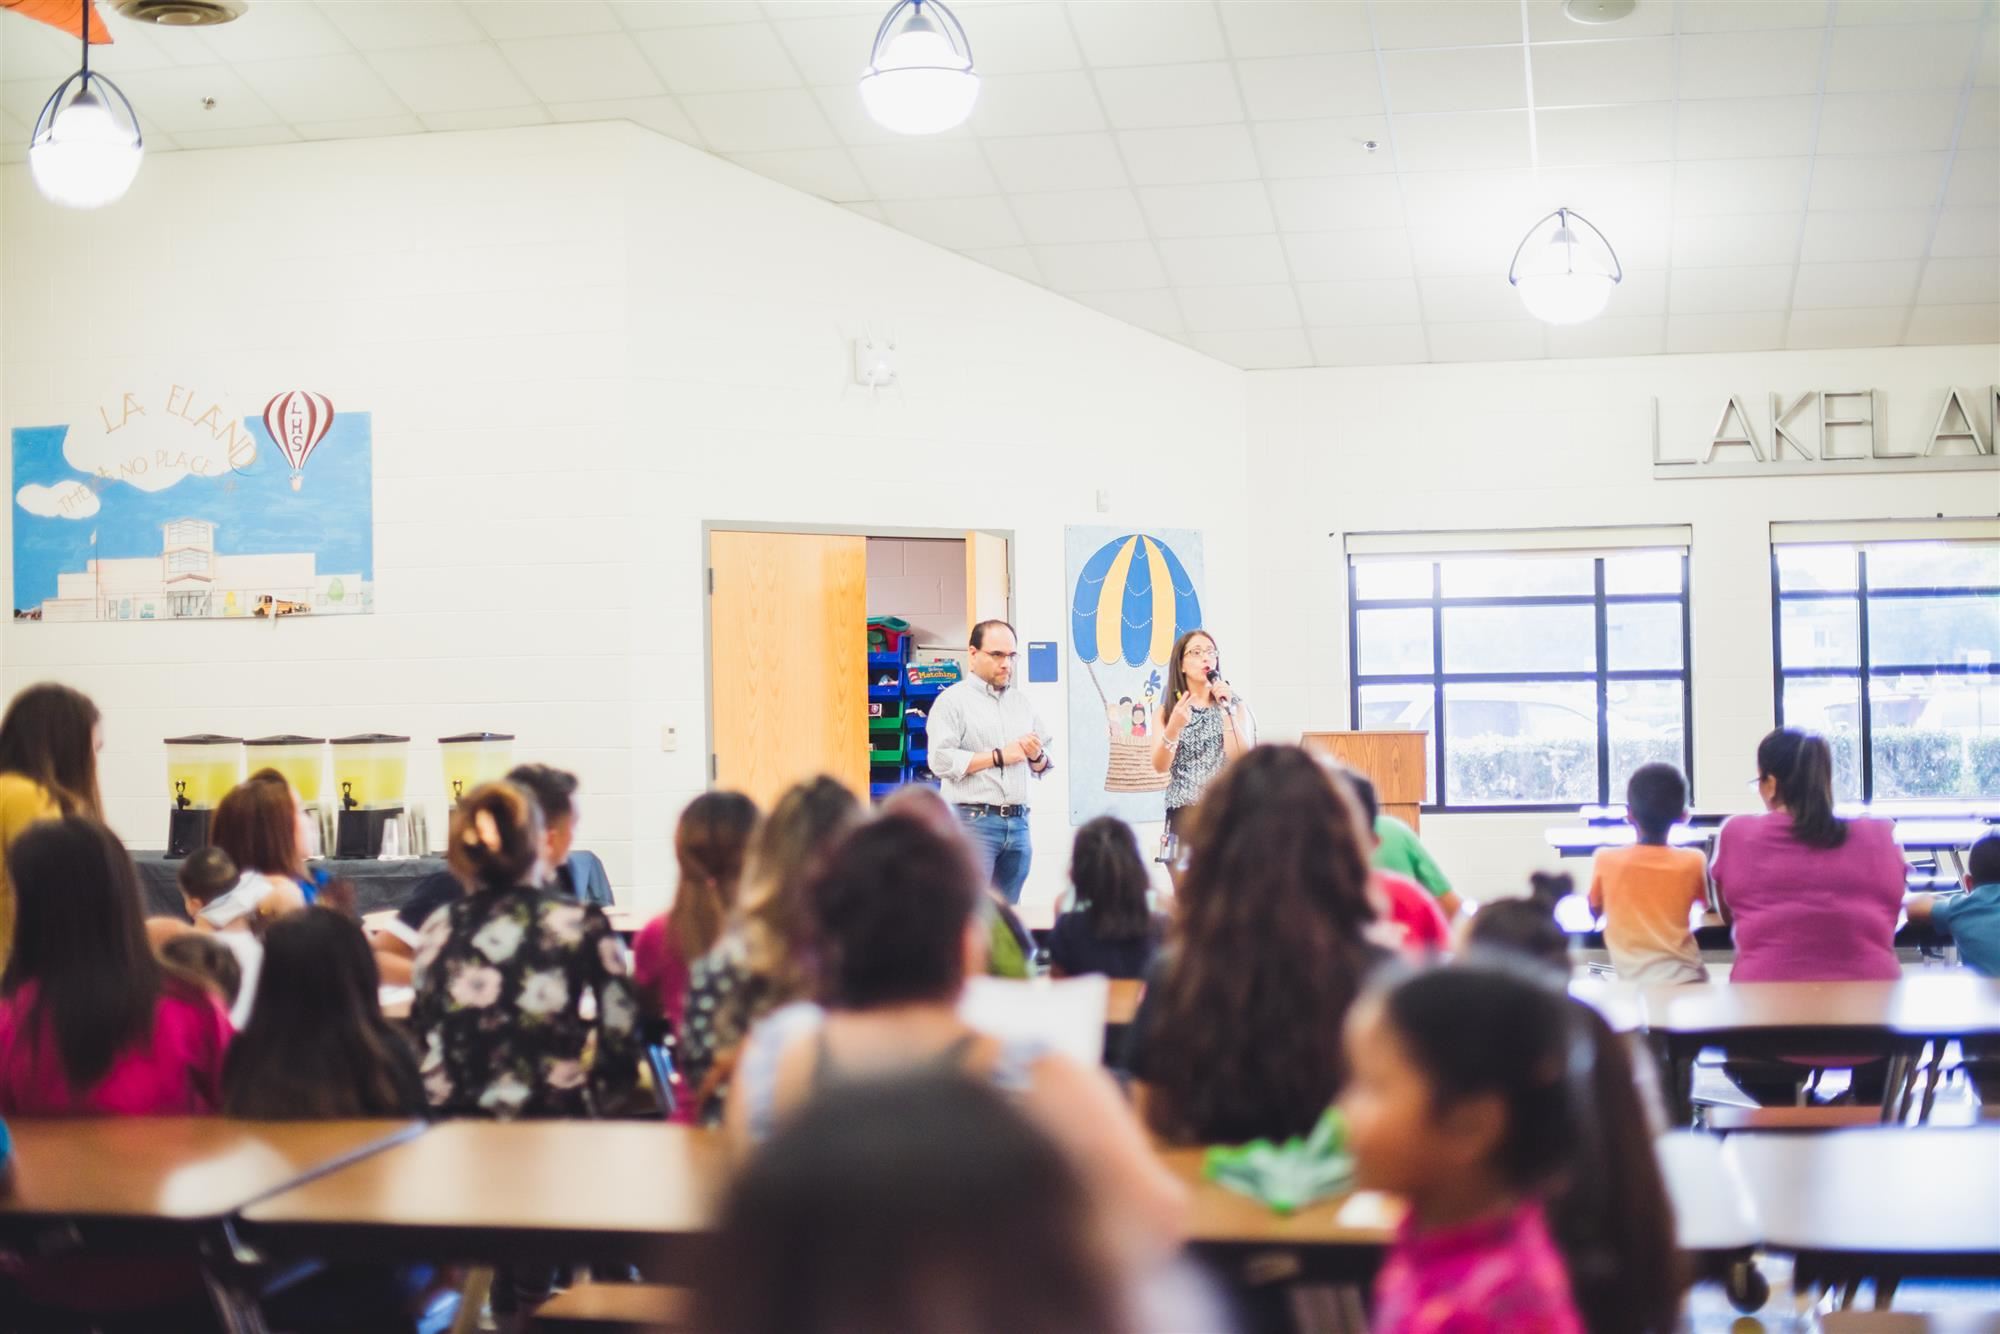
[1821,390,1876,461]
[1925,387,1991,456]
[1770,391,1817,462]
[1705,394,1765,462]
[1651,397,1695,466]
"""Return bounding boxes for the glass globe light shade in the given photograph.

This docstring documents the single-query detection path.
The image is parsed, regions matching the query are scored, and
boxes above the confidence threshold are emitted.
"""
[30,84,143,210]
[860,10,979,135]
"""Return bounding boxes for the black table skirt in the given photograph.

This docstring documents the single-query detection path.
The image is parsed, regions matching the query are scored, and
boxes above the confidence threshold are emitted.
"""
[133,851,449,923]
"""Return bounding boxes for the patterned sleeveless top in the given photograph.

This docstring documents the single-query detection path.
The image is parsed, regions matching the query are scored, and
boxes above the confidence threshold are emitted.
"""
[1165,702,1229,811]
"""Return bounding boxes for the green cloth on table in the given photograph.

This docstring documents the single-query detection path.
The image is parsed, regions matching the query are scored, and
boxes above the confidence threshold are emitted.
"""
[1374,814,1452,900]
[1203,1106,1354,1215]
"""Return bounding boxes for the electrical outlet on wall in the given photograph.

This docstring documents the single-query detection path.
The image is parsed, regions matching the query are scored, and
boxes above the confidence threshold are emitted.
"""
[661,725,678,752]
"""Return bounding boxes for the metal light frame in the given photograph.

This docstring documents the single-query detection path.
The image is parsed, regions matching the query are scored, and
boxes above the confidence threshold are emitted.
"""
[1506,207,1623,292]
[29,0,145,175]
[863,0,976,79]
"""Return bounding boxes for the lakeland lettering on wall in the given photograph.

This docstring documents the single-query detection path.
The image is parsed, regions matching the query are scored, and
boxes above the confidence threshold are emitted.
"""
[1652,387,1999,479]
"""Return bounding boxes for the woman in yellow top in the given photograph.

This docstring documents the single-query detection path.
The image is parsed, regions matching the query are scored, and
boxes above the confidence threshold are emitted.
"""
[0,684,103,964]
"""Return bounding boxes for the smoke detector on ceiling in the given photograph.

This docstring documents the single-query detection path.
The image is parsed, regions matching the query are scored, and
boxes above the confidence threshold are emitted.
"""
[111,0,245,27]
[1562,0,1638,22]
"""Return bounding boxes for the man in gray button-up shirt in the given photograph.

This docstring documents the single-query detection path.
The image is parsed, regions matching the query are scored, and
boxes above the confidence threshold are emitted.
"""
[926,620,1053,903]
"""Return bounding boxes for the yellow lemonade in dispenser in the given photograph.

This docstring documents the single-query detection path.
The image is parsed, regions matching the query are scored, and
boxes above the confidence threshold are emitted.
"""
[330,734,411,810]
[244,735,326,805]
[439,733,515,805]
[164,735,243,810]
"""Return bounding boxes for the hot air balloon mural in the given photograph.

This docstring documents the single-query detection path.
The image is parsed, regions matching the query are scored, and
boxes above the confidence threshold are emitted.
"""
[262,390,335,492]
[1067,527,1206,810]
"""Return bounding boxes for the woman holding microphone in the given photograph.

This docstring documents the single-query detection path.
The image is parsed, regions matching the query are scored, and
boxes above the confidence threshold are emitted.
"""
[1152,630,1252,885]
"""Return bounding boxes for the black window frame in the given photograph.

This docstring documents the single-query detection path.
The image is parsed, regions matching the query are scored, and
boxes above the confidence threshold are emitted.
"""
[1347,550,1695,814]
[1771,541,2000,801]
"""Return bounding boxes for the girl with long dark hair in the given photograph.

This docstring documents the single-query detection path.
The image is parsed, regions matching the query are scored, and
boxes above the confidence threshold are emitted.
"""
[1049,817,1164,979]
[210,767,317,919]
[634,791,760,1028]
[0,683,102,965]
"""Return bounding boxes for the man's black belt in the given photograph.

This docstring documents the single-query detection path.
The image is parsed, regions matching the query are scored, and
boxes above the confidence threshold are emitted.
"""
[958,803,1029,818]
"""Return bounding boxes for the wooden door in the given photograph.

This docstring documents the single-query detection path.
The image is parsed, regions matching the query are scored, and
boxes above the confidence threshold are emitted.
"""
[709,531,868,807]
[966,530,1009,637]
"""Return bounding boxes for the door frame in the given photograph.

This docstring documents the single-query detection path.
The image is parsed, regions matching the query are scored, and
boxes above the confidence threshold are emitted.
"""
[701,520,1017,790]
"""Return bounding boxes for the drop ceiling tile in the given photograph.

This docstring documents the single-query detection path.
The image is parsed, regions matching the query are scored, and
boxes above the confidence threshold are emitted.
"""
[1219,2,1375,58]
[1529,37,1675,106]
[1535,102,1673,166]
[1678,1,1829,35]
[172,124,303,149]
[1253,117,1395,177]
[366,46,538,114]
[812,82,970,145]
[1980,30,1999,86]
[1177,284,1302,332]
[1117,124,1260,185]
[1904,302,2000,342]
[1398,168,1539,228]
[1372,1,1525,50]
[972,70,1108,135]
[1390,110,1531,172]
[881,195,1024,249]
[1791,258,1922,308]
[1815,92,1962,155]
[1033,240,1169,291]
[1917,255,2000,304]
[1835,1,1988,24]
[294,114,425,141]
[981,132,1127,192]
[1269,174,1405,231]
[1931,208,2000,256]
[730,146,871,200]
[1534,161,1674,217]
[1156,234,1290,285]
[1945,151,2000,209]
[1283,228,1416,282]
[1607,268,1670,316]
[187,4,352,62]
[1237,53,1383,121]
[499,33,665,103]
[1669,264,1801,314]
[1675,96,1818,158]
[956,4,1084,75]
[105,66,282,132]
[1806,153,1952,211]
[636,23,799,93]
[1526,0,1677,41]
[850,140,998,198]
[549,95,705,145]
[1784,306,1911,348]
[1671,213,1805,267]
[759,2,883,20]
[963,247,1043,284]
[683,88,835,151]
[1297,277,1424,326]
[1665,311,1788,353]
[419,106,554,133]
[1674,157,1813,215]
[1067,1,1226,68]
[1799,210,1936,263]
[1093,62,1244,130]
[1828,23,1983,93]
[2,20,92,81]
[1406,221,1528,277]
[1188,329,1313,369]
[234,54,410,122]
[1010,187,1150,243]
[1678,28,1826,100]
[1070,288,1185,335]
[1384,46,1528,115]
[1139,181,1275,238]
[1546,316,1666,359]
[1308,324,1430,366]
[1420,273,1531,323]
[467,2,622,40]
[768,15,877,86]
[611,3,769,29]
[1963,89,1999,149]
[1425,320,1547,362]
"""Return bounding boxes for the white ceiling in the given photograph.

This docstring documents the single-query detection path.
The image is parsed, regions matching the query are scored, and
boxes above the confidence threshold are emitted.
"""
[2,0,1996,368]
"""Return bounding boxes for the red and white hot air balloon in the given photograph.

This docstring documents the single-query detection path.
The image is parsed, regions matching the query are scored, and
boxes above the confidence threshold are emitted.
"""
[262,390,335,492]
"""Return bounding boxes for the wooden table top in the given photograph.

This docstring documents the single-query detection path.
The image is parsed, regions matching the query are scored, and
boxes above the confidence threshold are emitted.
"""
[1642,976,2000,1039]
[1159,1147,1396,1250]
[239,1120,729,1270]
[1821,1316,2000,1334]
[0,1118,423,1225]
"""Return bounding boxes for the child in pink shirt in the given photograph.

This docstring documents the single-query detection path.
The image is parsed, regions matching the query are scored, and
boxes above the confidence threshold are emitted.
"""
[1343,963,1682,1334]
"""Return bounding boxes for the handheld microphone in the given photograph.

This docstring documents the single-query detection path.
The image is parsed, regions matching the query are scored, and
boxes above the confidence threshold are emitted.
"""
[1207,667,1232,711]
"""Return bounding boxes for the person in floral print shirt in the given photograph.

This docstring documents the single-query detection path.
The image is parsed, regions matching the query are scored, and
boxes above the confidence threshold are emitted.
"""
[412,780,641,1120]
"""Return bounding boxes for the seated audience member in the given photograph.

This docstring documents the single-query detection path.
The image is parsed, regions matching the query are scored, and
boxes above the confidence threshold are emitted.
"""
[1125,746,1389,1145]
[1589,763,1708,985]
[705,1072,1144,1334]
[1459,872,1574,976]
[726,813,1183,1258]
[1372,806,1463,920]
[1908,832,2000,1104]
[678,777,860,1125]
[213,768,317,914]
[634,791,760,1028]
[1049,816,1166,980]
[0,682,103,968]
[411,781,641,1120]
[1344,771,1450,956]
[164,845,265,1027]
[879,785,1035,979]
[1343,962,1682,1334]
[1713,728,1906,1105]
[158,932,243,1019]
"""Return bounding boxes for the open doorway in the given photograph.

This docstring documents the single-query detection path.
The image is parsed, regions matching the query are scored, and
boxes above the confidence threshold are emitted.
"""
[704,524,1011,810]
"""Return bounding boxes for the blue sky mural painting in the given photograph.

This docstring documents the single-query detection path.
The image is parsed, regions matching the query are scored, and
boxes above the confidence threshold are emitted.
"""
[12,385,372,622]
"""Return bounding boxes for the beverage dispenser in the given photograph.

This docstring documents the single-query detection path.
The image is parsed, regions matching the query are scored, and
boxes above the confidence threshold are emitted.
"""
[244,735,328,859]
[439,732,515,806]
[165,735,243,858]
[330,733,410,859]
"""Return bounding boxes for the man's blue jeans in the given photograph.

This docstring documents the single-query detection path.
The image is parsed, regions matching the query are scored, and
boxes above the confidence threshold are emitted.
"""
[959,808,1032,904]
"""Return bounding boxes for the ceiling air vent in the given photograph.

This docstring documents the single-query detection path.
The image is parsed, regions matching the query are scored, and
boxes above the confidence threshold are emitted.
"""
[111,0,246,27]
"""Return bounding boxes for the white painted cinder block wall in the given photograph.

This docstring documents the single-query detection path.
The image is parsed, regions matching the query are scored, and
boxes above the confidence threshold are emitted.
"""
[1245,345,2000,902]
[0,121,1248,913]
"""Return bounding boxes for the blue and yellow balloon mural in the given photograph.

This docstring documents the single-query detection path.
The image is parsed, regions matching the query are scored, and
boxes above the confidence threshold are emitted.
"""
[1071,533,1203,794]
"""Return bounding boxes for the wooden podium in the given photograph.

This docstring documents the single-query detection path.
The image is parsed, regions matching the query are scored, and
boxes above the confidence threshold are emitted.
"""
[1300,731,1427,831]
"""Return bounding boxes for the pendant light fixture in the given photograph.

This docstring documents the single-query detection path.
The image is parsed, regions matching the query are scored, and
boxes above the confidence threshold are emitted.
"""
[1507,208,1622,325]
[30,0,144,209]
[860,0,978,136]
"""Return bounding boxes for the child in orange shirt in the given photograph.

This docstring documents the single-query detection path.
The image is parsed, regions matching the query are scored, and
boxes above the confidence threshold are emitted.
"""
[1588,763,1709,985]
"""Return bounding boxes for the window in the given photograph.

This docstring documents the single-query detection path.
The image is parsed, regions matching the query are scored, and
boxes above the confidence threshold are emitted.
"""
[1349,541,1692,810]
[1773,536,2000,801]
[165,549,210,576]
